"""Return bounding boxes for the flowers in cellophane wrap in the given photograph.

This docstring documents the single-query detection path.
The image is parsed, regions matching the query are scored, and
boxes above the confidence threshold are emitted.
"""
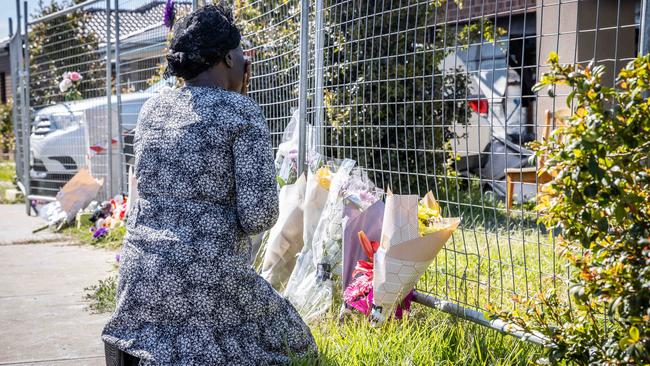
[251,110,303,268]
[274,109,302,188]
[59,71,83,101]
[370,190,460,324]
[284,158,356,322]
[338,168,385,318]
[276,148,298,188]
[259,173,306,291]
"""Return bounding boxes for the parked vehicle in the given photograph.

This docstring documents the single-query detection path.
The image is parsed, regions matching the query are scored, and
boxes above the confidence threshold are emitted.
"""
[29,79,171,196]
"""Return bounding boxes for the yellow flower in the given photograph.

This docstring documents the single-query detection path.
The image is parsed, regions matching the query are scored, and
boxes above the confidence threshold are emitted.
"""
[418,202,443,235]
[316,166,333,190]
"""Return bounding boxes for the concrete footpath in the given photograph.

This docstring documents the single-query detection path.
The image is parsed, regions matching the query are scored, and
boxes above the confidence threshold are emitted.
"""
[0,204,116,366]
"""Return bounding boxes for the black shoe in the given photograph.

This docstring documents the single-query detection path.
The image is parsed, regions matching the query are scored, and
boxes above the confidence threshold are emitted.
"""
[104,342,140,366]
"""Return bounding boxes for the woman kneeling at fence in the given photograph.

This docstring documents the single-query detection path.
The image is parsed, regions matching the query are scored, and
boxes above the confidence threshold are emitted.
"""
[101,4,317,365]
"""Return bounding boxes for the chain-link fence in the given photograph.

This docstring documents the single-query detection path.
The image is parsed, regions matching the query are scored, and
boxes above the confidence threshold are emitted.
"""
[9,0,649,341]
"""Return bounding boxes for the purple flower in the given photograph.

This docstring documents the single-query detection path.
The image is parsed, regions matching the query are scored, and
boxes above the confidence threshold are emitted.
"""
[115,254,120,263]
[163,0,176,29]
[93,227,109,239]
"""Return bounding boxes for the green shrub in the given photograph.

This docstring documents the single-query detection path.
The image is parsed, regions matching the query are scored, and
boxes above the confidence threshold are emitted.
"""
[84,275,118,314]
[491,54,650,365]
[0,101,13,155]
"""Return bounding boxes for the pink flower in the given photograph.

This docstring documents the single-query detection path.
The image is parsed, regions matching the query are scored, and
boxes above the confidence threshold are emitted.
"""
[69,72,82,81]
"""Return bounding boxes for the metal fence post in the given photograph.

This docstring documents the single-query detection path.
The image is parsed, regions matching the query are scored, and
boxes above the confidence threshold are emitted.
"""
[641,0,650,56]
[105,0,113,199]
[313,0,324,154]
[21,0,31,215]
[9,19,18,166]
[114,0,124,194]
[297,0,310,175]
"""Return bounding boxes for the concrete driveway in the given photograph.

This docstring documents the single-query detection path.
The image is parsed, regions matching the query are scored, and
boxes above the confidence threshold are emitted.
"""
[0,205,116,366]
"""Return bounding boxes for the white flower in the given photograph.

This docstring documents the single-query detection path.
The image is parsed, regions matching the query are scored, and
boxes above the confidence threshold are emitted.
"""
[59,78,73,92]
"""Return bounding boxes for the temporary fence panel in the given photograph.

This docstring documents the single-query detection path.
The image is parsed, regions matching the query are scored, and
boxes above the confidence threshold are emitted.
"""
[24,0,112,200]
[308,0,641,327]
[8,27,28,213]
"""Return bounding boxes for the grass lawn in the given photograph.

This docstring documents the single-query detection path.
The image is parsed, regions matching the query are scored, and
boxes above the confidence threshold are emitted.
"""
[85,266,543,365]
[0,162,21,204]
[0,161,14,182]
[77,216,548,365]
[303,311,543,365]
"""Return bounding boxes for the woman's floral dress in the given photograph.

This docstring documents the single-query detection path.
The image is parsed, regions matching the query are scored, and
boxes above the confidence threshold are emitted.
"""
[102,85,317,365]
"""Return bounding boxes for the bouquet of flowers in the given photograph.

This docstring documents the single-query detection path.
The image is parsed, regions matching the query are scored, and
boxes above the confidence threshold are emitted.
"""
[343,231,413,318]
[284,158,356,321]
[251,112,302,268]
[369,190,460,324]
[260,173,306,291]
[59,71,83,101]
[340,168,384,292]
[302,154,332,249]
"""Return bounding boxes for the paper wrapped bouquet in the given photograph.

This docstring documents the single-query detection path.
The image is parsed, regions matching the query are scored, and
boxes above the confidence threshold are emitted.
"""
[370,190,460,323]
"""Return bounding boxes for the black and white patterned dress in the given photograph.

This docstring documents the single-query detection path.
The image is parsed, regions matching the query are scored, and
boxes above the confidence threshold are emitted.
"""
[102,85,316,365]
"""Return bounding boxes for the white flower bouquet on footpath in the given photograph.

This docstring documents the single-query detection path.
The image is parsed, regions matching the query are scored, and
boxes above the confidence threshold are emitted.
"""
[370,190,460,324]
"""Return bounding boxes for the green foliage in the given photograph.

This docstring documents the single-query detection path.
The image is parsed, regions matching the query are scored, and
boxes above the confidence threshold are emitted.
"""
[0,162,15,183]
[84,275,118,314]
[491,54,650,365]
[29,0,106,108]
[0,102,13,155]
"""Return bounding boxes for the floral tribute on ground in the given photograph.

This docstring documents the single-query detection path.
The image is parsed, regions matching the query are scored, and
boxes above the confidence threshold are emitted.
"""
[254,122,460,324]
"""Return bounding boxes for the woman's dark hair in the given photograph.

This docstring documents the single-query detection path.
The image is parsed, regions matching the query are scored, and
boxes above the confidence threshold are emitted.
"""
[165,4,241,80]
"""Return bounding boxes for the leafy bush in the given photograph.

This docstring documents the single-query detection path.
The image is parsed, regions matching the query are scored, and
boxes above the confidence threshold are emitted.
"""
[0,101,13,156]
[491,54,650,365]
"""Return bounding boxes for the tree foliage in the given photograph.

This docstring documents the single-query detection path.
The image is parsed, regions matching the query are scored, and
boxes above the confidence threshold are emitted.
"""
[491,53,650,365]
[0,101,13,154]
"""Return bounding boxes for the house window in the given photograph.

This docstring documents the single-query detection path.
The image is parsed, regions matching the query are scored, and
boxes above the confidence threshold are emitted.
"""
[0,73,6,104]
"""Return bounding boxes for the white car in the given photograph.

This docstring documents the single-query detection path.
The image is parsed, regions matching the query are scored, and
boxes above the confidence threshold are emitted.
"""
[29,80,170,196]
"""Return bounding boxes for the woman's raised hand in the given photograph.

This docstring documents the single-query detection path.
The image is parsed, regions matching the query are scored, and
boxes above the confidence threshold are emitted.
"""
[241,59,252,95]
